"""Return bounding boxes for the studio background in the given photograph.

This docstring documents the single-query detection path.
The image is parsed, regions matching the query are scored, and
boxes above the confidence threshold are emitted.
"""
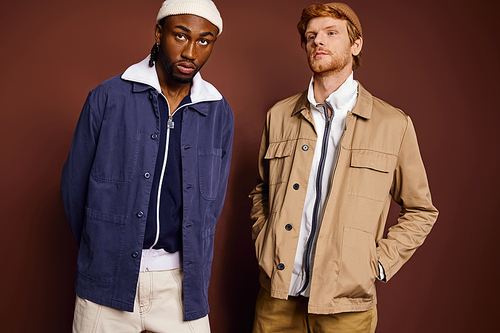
[1,0,498,332]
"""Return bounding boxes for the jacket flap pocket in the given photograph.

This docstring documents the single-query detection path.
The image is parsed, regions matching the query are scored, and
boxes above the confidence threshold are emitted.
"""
[264,141,294,159]
[350,150,390,173]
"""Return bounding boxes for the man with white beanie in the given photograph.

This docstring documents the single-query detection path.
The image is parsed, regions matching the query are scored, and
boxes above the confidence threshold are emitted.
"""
[61,1,233,332]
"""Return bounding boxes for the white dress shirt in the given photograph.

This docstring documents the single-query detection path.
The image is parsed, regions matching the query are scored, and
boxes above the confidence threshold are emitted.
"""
[288,73,359,296]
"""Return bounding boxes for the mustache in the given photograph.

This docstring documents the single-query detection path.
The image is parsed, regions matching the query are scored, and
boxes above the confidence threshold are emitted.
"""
[311,48,330,55]
[175,59,198,70]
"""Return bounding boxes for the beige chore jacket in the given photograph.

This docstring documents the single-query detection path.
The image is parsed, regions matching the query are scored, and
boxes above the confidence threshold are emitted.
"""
[249,82,438,315]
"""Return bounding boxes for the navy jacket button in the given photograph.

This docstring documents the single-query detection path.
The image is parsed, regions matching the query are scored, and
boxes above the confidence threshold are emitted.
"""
[132,252,139,258]
[293,183,300,190]
[151,133,158,140]
[277,263,285,270]
[144,172,151,179]
[285,224,292,231]
[136,211,144,218]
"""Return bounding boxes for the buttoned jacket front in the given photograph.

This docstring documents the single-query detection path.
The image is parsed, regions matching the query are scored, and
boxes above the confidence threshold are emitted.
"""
[249,82,438,315]
[61,58,234,321]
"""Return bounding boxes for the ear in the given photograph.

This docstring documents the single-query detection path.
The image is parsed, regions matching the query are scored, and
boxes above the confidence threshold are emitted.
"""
[155,23,163,44]
[351,37,363,56]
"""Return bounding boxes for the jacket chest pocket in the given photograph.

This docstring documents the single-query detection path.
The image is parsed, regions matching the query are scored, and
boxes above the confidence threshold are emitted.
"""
[347,150,394,202]
[198,148,222,200]
[264,140,296,186]
[90,130,140,183]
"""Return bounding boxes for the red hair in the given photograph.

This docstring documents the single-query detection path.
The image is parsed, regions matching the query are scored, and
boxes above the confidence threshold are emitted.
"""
[297,3,362,69]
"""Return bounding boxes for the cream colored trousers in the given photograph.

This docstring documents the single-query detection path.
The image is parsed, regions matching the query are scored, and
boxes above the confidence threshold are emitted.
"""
[72,268,210,333]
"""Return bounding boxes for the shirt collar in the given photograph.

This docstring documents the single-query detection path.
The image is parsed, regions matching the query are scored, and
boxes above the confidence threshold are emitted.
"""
[121,56,222,103]
[307,72,358,112]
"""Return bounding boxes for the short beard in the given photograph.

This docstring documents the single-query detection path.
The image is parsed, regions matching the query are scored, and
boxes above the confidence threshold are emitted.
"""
[159,52,199,84]
[308,49,351,76]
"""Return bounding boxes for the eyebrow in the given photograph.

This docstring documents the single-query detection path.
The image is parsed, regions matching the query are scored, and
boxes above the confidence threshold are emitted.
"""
[175,25,191,33]
[200,31,215,37]
[174,25,215,38]
[323,25,339,30]
[306,25,340,34]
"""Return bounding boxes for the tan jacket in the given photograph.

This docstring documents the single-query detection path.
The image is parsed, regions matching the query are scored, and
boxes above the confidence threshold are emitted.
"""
[249,83,438,315]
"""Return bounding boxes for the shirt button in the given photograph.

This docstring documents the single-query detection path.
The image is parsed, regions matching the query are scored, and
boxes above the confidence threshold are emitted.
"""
[132,252,139,258]
[277,263,285,270]
[136,211,144,218]
[293,183,300,190]
[302,144,309,151]
[285,224,292,231]
[151,133,158,140]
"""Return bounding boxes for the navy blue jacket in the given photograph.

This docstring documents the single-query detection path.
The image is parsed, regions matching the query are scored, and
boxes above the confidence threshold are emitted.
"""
[61,58,234,321]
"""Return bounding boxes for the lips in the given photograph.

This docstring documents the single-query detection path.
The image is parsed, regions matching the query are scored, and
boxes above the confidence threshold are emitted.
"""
[176,61,196,75]
[314,49,328,57]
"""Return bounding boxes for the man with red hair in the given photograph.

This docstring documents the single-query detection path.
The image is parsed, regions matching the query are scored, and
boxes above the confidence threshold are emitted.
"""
[250,3,438,332]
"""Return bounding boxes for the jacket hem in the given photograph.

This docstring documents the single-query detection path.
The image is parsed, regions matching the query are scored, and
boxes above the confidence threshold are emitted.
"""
[75,288,135,312]
[184,306,210,321]
[308,298,377,315]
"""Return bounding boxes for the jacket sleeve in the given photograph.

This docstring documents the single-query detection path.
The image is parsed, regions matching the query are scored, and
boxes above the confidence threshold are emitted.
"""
[249,117,270,242]
[212,100,234,221]
[61,90,102,246]
[377,116,438,281]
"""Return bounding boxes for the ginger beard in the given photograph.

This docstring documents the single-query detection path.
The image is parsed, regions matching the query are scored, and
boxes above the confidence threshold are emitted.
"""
[307,45,352,76]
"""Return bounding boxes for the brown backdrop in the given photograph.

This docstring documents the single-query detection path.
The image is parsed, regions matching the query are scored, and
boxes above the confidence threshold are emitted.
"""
[1,0,499,332]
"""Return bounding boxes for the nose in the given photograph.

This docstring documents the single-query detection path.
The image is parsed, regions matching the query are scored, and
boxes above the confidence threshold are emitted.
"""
[314,32,325,46]
[181,41,197,60]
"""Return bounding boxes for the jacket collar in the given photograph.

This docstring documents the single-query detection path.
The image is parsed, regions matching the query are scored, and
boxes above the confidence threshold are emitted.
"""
[292,80,373,120]
[350,82,372,119]
[121,56,223,105]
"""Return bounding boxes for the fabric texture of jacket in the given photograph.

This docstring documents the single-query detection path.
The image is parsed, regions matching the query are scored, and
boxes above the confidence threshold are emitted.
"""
[61,57,234,321]
[249,82,438,315]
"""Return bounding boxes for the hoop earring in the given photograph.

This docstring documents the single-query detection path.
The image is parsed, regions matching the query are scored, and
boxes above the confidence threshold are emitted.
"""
[149,43,159,67]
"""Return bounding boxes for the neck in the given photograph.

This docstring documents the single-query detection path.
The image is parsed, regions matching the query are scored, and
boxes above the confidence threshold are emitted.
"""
[313,67,352,104]
[155,62,191,113]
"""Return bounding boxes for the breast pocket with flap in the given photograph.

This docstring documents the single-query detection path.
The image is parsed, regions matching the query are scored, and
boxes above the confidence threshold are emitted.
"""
[264,140,296,186]
[347,149,394,202]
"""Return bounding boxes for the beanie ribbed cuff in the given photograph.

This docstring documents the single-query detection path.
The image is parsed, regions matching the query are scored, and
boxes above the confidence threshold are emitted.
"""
[157,0,223,35]
[328,2,362,37]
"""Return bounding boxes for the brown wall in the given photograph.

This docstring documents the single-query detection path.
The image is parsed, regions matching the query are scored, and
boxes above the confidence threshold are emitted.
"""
[1,0,499,332]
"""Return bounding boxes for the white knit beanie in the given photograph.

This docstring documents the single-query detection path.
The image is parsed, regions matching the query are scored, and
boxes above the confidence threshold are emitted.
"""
[156,0,223,35]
